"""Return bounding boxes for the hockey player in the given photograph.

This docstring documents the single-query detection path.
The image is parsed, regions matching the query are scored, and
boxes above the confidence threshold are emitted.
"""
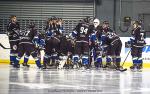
[7,15,20,65]
[14,23,42,68]
[129,21,146,71]
[89,18,103,69]
[57,35,74,69]
[105,31,122,70]
[22,30,45,67]
[101,21,114,68]
[102,21,113,33]
[43,17,64,69]
[70,17,92,69]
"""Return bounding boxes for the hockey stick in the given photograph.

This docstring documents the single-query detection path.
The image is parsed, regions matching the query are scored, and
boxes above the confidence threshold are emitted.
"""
[0,43,10,49]
[121,49,131,67]
[112,62,127,72]
[112,49,131,72]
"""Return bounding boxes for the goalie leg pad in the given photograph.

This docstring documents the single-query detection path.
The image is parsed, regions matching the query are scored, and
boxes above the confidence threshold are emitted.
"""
[58,56,68,69]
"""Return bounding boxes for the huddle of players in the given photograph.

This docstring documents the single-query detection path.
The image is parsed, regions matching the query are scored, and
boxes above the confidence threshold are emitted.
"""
[7,15,145,71]
[7,15,70,69]
[70,18,122,70]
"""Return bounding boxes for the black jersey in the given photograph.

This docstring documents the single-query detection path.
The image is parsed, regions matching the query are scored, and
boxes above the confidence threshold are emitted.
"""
[131,27,146,47]
[19,28,38,44]
[74,22,91,41]
[7,22,20,41]
[100,27,114,46]
[105,32,120,46]
[102,27,113,33]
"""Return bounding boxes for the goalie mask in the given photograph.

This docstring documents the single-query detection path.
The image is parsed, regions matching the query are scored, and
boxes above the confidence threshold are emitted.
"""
[93,18,100,28]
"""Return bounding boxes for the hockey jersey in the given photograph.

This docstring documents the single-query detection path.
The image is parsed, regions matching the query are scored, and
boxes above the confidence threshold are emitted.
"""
[131,27,146,47]
[7,22,20,41]
[71,22,91,41]
[19,28,38,45]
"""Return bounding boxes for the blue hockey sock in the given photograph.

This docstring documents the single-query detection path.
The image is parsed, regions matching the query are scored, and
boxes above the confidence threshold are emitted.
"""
[72,55,79,64]
[14,57,20,66]
[106,56,111,63]
[24,56,29,63]
[132,57,138,64]
[82,56,89,65]
[10,55,15,63]
[96,56,102,64]
[138,58,143,64]
[35,59,41,68]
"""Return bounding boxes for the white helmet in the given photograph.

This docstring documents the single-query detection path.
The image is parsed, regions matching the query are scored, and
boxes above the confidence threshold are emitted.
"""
[93,18,100,28]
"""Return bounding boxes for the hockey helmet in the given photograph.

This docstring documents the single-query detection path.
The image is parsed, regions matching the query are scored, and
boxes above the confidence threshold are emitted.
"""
[83,16,91,23]
[103,21,109,25]
[28,22,35,28]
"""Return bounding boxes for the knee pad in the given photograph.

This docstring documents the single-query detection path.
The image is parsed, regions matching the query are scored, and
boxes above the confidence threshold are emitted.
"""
[106,56,112,63]
[82,55,89,65]
[72,55,79,64]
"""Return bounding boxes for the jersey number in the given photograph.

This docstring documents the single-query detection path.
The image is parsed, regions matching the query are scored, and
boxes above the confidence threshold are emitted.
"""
[80,27,88,34]
[25,30,30,36]
[140,33,144,40]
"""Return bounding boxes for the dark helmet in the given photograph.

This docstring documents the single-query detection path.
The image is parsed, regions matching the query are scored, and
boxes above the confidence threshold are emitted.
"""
[83,16,91,23]
[103,21,109,25]
[48,17,53,21]
[52,16,57,20]
[28,22,35,28]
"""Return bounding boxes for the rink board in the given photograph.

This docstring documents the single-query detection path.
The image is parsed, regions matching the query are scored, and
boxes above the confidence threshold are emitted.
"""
[0,34,150,68]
